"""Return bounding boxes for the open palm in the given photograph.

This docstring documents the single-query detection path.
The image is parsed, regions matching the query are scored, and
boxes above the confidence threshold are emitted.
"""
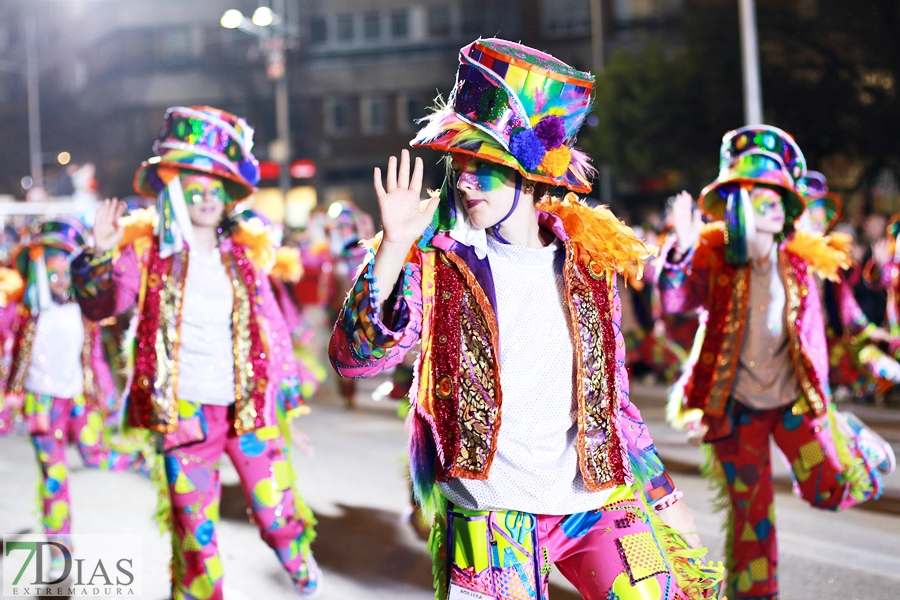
[374,149,438,247]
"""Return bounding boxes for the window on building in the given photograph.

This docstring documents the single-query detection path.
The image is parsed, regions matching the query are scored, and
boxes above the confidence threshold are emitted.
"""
[390,9,409,38]
[396,94,426,133]
[541,0,591,37]
[336,13,354,42]
[310,16,328,44]
[325,97,352,137]
[361,96,388,135]
[363,11,381,40]
[428,5,452,37]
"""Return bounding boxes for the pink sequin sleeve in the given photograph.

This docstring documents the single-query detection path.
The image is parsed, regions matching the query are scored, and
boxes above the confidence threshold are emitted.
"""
[328,249,424,378]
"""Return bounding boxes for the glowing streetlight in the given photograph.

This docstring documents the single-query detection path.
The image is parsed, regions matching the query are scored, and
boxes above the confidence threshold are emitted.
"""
[57,151,71,165]
[220,9,244,29]
[251,7,274,27]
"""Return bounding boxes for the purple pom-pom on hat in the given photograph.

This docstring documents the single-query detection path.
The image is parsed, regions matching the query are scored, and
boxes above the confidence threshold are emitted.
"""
[535,116,567,150]
[509,128,546,171]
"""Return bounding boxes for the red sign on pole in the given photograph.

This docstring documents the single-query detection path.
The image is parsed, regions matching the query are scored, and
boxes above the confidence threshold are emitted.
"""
[290,159,316,179]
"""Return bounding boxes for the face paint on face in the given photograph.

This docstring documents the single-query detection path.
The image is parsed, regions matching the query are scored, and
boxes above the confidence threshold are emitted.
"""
[182,176,227,206]
[45,256,72,297]
[750,186,786,234]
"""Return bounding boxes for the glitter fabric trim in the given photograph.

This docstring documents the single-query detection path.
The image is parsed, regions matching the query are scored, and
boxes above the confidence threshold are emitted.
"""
[8,308,37,395]
[565,244,626,491]
[226,242,268,434]
[443,250,502,481]
[81,322,98,401]
[684,263,749,417]
[431,253,463,482]
[782,251,827,416]
[707,267,749,416]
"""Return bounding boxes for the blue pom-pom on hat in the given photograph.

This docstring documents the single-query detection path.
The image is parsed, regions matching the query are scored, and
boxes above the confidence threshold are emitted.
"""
[509,129,545,171]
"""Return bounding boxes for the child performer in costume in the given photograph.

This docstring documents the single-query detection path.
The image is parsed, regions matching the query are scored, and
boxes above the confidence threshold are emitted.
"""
[797,172,900,397]
[71,106,320,599]
[330,39,722,600]
[659,125,895,600]
[4,218,146,569]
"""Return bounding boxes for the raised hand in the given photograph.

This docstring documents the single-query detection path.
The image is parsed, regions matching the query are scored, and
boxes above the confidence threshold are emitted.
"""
[374,149,439,248]
[672,191,702,255]
[93,198,127,253]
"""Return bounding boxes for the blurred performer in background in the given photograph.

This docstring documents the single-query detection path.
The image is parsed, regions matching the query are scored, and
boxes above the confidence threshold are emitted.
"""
[331,39,722,600]
[660,125,895,600]
[72,106,320,599]
[324,201,373,408]
[3,218,146,574]
[796,172,900,399]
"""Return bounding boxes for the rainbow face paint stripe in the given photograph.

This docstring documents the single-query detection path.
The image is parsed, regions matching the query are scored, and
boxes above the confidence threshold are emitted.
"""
[455,159,512,193]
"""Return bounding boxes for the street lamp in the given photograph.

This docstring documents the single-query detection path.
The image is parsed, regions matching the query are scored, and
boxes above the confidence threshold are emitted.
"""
[220,4,296,195]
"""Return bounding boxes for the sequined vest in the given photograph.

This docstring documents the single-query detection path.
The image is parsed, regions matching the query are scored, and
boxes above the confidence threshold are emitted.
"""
[416,240,629,493]
[684,241,829,433]
[129,238,269,435]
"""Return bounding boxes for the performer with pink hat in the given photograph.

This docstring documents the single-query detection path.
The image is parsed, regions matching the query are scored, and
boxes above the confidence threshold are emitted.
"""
[2,218,147,573]
[71,106,320,599]
[331,39,723,599]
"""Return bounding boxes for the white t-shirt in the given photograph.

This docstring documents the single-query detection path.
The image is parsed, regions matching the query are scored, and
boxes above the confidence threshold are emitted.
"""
[25,302,85,399]
[177,246,237,405]
[440,235,615,515]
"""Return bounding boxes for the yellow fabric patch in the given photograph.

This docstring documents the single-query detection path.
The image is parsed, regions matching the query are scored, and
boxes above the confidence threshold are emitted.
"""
[182,531,201,552]
[273,460,294,490]
[205,555,224,582]
[615,531,668,583]
[255,425,280,441]
[740,522,758,542]
[749,557,769,582]
[799,440,825,469]
[174,472,195,495]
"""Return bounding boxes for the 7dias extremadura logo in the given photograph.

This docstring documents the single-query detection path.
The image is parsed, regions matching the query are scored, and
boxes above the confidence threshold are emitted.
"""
[2,535,142,597]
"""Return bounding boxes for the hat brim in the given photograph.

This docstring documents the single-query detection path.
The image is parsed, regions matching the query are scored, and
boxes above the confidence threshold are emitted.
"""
[134,158,255,203]
[699,175,805,224]
[411,112,593,193]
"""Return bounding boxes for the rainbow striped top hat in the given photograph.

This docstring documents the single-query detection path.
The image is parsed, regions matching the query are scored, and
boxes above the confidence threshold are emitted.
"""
[412,39,596,192]
[134,106,260,204]
[699,125,807,224]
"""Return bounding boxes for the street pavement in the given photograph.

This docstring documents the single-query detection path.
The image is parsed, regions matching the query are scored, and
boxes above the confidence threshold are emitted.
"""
[1,374,898,599]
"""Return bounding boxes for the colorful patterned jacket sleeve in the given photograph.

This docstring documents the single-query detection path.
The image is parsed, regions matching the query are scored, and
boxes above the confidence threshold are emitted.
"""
[657,237,712,314]
[612,282,676,505]
[328,247,424,378]
[71,246,143,321]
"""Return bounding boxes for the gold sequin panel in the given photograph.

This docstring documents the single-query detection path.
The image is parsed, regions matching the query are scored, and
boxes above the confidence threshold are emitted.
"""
[453,287,500,474]
[149,251,187,430]
[224,251,259,434]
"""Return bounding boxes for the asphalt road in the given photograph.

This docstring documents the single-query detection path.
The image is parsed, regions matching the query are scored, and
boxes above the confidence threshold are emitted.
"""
[0,375,898,599]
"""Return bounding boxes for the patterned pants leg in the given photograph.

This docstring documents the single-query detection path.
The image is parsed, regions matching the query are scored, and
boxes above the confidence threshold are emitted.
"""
[540,488,690,600]
[711,399,873,600]
[31,396,145,549]
[165,404,312,600]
